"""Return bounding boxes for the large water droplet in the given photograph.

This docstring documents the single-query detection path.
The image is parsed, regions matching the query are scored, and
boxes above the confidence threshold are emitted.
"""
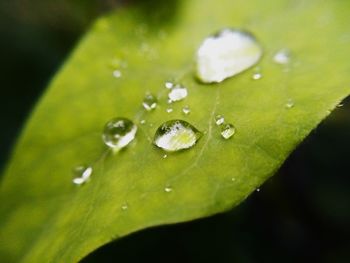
[168,84,188,102]
[215,115,225,126]
[142,93,157,111]
[153,120,202,152]
[72,166,93,185]
[102,118,137,150]
[221,123,235,139]
[196,28,263,83]
[273,49,291,65]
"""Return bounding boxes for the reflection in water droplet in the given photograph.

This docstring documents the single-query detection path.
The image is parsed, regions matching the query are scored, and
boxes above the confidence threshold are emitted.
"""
[142,93,157,111]
[166,108,173,113]
[113,70,122,78]
[182,106,191,115]
[285,99,295,109]
[196,28,263,83]
[72,166,93,185]
[154,120,202,152]
[102,118,137,150]
[273,49,291,65]
[165,81,174,89]
[168,85,188,102]
[215,115,225,126]
[164,186,173,193]
[221,123,235,139]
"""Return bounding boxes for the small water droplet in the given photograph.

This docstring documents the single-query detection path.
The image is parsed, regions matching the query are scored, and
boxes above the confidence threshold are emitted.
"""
[252,72,262,80]
[221,123,235,139]
[163,154,168,159]
[273,49,291,65]
[102,118,137,150]
[142,93,157,111]
[256,188,261,192]
[182,106,191,115]
[72,166,92,185]
[168,84,188,102]
[337,103,344,108]
[164,186,173,193]
[154,120,202,152]
[121,203,128,211]
[165,81,174,89]
[166,108,173,113]
[285,99,295,109]
[215,115,225,126]
[140,119,146,125]
[196,28,263,83]
[112,70,122,78]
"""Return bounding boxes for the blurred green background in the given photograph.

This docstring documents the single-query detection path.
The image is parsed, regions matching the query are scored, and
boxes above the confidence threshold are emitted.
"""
[0,1,349,262]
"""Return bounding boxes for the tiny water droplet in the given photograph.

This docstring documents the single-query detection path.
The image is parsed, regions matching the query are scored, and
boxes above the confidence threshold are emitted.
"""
[182,106,191,115]
[196,28,263,83]
[112,70,122,78]
[273,49,291,65]
[221,123,235,139]
[215,115,225,126]
[166,108,173,113]
[337,103,344,108]
[121,203,128,211]
[252,72,262,80]
[153,120,202,152]
[285,99,295,109]
[164,186,173,193]
[102,118,137,150]
[72,166,92,185]
[140,119,146,125]
[165,81,174,89]
[163,154,168,159]
[142,93,157,111]
[256,188,261,192]
[168,84,188,102]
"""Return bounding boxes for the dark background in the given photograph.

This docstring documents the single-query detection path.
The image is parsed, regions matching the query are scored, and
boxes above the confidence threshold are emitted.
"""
[1,1,349,262]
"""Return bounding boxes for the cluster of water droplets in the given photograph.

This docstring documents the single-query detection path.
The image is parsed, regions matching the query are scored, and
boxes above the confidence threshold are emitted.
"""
[215,114,235,139]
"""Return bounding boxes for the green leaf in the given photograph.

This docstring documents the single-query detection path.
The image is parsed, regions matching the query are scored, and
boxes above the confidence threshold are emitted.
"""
[1,0,350,262]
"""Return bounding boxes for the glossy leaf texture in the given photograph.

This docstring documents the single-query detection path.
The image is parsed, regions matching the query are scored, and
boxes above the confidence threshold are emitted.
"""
[1,0,350,262]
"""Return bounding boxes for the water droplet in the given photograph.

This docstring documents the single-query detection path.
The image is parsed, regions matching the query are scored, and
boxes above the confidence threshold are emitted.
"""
[166,108,173,113]
[221,123,235,139]
[196,28,263,83]
[168,84,188,102]
[164,186,173,193]
[273,49,291,65]
[140,119,146,125]
[252,72,262,80]
[215,115,225,126]
[142,93,157,111]
[112,70,122,78]
[121,203,128,211]
[165,81,174,89]
[337,103,344,108]
[256,188,261,192]
[285,99,294,109]
[163,154,168,159]
[72,166,93,185]
[153,120,202,152]
[102,118,137,150]
[231,177,236,182]
[182,106,191,115]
